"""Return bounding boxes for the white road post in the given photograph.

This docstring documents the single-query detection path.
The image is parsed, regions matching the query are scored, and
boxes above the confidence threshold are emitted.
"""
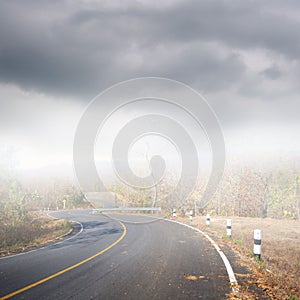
[226,219,232,237]
[253,229,262,260]
[189,210,193,221]
[172,208,177,217]
[206,213,210,226]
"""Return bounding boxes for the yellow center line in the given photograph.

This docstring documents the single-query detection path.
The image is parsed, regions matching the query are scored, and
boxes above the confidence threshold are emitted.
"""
[0,221,127,300]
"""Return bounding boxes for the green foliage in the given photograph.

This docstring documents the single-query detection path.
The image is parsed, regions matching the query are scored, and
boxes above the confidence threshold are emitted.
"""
[0,175,85,226]
[63,185,85,208]
[232,234,245,249]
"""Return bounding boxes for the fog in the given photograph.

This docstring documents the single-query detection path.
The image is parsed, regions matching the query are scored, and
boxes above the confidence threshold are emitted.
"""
[0,0,299,188]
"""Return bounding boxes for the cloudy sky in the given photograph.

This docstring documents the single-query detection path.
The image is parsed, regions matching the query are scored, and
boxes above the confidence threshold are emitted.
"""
[0,0,299,174]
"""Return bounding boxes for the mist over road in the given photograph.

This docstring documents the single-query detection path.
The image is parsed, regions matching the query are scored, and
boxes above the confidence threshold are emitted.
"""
[0,210,232,299]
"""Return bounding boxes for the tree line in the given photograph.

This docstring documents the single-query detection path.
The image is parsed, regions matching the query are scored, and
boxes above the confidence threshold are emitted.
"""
[111,164,300,220]
[0,174,85,227]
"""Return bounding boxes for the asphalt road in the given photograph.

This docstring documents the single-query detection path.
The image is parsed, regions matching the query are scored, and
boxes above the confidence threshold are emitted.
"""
[0,210,232,299]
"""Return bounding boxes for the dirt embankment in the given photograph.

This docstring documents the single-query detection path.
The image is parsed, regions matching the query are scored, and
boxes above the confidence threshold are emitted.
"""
[0,212,72,257]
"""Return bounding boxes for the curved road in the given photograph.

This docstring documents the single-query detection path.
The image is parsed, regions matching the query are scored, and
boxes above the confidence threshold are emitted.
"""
[0,210,232,299]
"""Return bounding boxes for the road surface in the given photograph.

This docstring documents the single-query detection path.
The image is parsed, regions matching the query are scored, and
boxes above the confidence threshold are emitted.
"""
[0,210,233,299]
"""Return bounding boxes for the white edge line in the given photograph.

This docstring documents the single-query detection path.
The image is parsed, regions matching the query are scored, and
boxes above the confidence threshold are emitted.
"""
[0,212,84,260]
[164,218,238,292]
[93,211,237,291]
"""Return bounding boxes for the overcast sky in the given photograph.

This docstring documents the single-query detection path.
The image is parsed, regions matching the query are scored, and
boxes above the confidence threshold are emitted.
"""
[0,0,299,173]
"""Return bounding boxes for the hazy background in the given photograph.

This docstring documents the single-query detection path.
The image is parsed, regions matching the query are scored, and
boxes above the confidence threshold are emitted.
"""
[0,0,299,183]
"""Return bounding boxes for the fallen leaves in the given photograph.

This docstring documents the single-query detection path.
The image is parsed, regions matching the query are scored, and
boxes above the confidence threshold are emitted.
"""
[176,215,300,299]
[185,275,206,281]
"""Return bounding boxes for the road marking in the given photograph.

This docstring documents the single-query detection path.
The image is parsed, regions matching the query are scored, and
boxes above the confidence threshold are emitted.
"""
[165,219,238,292]
[0,220,127,300]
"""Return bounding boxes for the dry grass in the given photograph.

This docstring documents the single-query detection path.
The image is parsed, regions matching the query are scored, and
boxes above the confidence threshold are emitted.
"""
[0,212,71,256]
[176,215,300,300]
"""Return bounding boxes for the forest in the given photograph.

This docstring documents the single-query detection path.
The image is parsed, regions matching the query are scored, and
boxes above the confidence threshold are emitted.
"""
[112,162,300,220]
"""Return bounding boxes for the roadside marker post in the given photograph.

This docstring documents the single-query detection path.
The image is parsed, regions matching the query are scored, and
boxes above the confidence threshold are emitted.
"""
[172,209,177,217]
[206,213,210,226]
[253,229,262,260]
[189,210,193,221]
[226,219,232,237]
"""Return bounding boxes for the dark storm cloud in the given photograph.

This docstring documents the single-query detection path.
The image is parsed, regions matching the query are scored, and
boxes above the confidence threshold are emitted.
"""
[0,0,299,99]
[261,65,281,80]
[156,0,300,59]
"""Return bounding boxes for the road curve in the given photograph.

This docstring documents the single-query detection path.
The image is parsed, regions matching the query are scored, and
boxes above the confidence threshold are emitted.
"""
[0,210,232,299]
